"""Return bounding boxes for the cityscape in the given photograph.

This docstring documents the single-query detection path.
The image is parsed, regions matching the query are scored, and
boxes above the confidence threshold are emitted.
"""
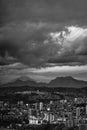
[0,76,87,130]
[1,0,87,130]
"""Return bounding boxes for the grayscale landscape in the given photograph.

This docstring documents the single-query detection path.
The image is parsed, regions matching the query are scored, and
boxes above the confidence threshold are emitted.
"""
[0,0,87,130]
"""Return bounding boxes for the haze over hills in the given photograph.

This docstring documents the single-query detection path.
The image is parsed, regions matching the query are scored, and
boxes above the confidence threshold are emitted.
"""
[0,76,87,88]
[0,76,37,87]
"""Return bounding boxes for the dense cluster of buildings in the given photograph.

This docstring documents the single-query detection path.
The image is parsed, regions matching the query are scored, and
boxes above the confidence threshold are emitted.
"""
[0,91,87,129]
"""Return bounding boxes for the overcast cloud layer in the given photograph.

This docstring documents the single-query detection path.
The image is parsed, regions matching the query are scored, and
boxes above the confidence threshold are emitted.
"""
[0,0,87,83]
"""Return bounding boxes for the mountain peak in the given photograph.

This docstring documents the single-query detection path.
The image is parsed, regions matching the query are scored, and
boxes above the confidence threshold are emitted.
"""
[17,76,35,82]
[49,76,87,88]
[56,76,74,80]
[0,76,37,87]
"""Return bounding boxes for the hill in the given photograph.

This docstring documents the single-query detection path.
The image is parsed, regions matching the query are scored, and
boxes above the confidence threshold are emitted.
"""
[48,76,87,88]
[0,76,87,89]
[0,76,38,88]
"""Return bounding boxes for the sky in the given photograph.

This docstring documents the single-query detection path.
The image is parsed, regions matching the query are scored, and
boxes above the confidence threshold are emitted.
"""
[0,0,87,83]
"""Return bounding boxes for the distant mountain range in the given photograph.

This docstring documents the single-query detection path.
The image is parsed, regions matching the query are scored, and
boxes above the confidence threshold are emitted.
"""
[0,76,37,87]
[48,76,87,88]
[0,76,87,88]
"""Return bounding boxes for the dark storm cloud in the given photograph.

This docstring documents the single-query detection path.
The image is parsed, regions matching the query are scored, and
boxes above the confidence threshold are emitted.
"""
[0,0,87,67]
[0,39,19,65]
[0,23,87,67]
[48,34,87,66]
[48,55,87,66]
[1,0,87,25]
[0,40,18,56]
[0,22,63,67]
[0,56,17,66]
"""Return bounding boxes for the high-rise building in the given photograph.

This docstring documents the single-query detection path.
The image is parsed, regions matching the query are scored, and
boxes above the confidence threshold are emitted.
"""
[50,101,53,105]
[44,113,49,121]
[17,101,23,106]
[68,112,73,127]
[86,105,87,115]
[76,107,80,117]
[0,101,3,108]
[39,102,43,110]
[49,113,54,123]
